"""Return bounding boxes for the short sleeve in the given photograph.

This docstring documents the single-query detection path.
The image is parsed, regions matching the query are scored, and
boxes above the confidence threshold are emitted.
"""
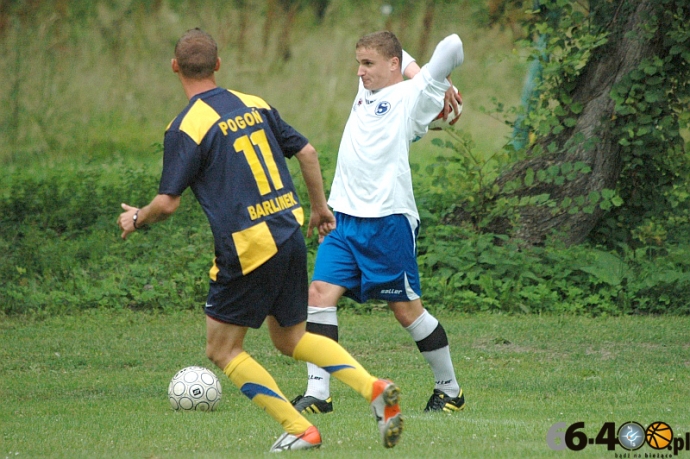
[158,129,202,196]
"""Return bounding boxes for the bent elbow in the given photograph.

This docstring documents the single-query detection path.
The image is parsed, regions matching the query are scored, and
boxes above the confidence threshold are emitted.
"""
[448,34,464,66]
[157,194,181,217]
[162,201,180,216]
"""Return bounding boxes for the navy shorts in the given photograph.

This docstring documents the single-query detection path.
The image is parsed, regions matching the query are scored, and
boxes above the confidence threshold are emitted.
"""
[312,212,421,303]
[204,229,308,328]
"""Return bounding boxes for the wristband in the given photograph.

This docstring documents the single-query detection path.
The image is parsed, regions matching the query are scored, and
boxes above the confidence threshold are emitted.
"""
[132,209,141,230]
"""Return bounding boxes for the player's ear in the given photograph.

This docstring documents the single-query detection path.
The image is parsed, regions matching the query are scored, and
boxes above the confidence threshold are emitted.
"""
[215,57,221,72]
[171,58,179,73]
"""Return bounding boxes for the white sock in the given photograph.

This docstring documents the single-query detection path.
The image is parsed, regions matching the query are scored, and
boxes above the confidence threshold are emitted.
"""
[304,306,337,400]
[422,347,460,398]
[406,309,460,398]
[405,309,438,341]
[305,362,331,400]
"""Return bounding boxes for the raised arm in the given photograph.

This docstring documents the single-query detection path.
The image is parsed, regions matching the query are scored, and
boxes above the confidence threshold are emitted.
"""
[413,34,464,121]
[426,34,464,83]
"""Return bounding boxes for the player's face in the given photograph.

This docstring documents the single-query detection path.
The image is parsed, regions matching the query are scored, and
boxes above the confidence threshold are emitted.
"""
[356,47,398,91]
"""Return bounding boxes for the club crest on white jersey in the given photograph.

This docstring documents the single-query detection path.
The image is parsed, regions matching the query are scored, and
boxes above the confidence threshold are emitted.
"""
[375,101,391,116]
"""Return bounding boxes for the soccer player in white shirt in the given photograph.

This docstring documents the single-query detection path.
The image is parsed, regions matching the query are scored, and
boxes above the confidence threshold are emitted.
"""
[291,31,466,414]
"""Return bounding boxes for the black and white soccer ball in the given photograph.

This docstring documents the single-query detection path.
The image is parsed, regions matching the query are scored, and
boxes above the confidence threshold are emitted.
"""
[168,366,222,411]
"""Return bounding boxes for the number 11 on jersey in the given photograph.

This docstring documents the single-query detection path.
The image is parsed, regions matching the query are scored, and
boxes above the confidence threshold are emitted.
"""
[234,129,284,196]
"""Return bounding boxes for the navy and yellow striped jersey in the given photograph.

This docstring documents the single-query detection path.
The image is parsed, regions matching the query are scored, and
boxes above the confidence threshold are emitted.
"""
[158,87,307,282]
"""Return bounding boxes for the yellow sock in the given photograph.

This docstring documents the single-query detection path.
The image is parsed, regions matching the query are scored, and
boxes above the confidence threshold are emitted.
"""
[293,332,377,401]
[223,351,311,435]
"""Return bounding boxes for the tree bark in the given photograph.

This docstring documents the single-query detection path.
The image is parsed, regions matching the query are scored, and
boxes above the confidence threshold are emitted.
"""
[447,0,664,246]
[262,0,279,58]
[277,0,299,62]
[416,0,435,62]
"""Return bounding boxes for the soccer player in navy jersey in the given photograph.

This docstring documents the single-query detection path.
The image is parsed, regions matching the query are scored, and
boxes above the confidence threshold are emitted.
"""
[117,28,402,452]
[291,31,467,415]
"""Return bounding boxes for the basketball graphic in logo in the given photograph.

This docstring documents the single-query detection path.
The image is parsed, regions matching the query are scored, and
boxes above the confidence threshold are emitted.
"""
[645,421,673,450]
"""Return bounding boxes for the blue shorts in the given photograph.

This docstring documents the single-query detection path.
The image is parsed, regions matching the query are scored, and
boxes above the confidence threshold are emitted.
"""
[312,212,421,303]
[204,229,308,328]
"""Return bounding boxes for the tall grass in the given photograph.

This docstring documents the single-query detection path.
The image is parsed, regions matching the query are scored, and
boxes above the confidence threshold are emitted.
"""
[0,0,524,170]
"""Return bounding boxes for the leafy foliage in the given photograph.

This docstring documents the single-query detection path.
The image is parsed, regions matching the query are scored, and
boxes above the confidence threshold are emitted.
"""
[591,0,690,247]
[412,137,690,316]
[417,224,690,316]
[1,0,689,316]
[0,165,210,315]
[1,156,688,317]
[507,0,690,246]
[457,0,687,249]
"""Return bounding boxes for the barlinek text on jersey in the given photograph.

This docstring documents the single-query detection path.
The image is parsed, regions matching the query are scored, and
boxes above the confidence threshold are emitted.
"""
[247,191,299,221]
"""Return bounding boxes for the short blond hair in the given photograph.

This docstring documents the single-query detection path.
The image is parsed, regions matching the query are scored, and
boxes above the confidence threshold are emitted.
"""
[356,31,402,63]
[174,28,218,79]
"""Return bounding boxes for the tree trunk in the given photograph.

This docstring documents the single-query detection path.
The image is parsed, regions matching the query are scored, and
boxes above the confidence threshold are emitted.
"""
[277,0,299,62]
[447,0,664,246]
[416,0,435,62]
[262,0,279,57]
[311,0,329,23]
[234,0,248,64]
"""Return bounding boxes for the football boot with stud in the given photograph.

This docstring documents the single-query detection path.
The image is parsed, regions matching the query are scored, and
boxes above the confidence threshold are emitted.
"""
[269,425,322,452]
[370,379,403,448]
[424,388,465,413]
[290,394,334,414]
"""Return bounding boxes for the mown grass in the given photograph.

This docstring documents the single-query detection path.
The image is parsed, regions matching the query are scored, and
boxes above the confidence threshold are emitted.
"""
[1,309,688,458]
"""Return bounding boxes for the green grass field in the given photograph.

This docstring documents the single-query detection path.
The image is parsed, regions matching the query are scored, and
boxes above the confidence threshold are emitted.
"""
[1,309,689,458]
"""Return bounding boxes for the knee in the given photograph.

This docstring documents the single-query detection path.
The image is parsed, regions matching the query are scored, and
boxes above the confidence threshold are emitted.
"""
[272,325,305,357]
[393,309,417,327]
[308,281,342,306]
[389,301,425,328]
[270,328,303,357]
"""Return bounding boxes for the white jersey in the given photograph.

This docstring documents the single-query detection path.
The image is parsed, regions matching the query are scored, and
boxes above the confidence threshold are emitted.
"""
[328,34,464,220]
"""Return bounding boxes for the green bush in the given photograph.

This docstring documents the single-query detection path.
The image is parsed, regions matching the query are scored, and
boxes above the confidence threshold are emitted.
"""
[0,164,210,315]
[2,156,690,317]
[417,225,690,316]
[411,129,690,316]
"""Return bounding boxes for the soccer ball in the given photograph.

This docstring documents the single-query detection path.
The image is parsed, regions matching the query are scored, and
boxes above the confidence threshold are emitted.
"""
[429,96,463,131]
[168,366,222,411]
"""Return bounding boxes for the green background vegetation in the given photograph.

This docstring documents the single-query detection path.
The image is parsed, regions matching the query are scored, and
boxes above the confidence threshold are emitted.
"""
[1,0,689,317]
[0,0,520,164]
[1,2,690,457]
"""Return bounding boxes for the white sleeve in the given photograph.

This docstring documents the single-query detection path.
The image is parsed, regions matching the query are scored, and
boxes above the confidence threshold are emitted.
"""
[426,34,464,82]
[401,50,416,75]
[407,68,450,139]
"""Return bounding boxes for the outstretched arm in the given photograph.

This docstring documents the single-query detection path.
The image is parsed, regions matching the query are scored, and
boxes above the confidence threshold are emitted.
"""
[118,194,180,240]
